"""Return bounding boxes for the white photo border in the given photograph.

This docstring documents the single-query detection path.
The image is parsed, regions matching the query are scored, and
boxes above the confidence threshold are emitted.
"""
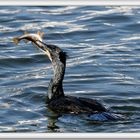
[0,0,139,5]
[0,0,140,139]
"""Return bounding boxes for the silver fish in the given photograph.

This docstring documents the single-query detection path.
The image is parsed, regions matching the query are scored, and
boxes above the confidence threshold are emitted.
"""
[13,31,44,45]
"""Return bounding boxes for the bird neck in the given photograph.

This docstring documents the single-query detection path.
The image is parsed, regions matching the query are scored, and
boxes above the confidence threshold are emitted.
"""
[47,61,65,101]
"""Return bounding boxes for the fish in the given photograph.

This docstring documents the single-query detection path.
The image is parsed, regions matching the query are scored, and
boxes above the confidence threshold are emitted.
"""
[13,31,44,45]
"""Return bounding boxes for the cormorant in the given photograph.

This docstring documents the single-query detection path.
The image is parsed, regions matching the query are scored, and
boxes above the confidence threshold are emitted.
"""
[32,40,122,121]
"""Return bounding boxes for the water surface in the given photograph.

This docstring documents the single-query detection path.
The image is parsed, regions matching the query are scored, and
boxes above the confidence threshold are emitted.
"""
[0,6,140,132]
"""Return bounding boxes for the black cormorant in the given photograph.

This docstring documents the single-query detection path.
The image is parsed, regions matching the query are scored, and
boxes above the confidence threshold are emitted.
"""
[32,40,122,121]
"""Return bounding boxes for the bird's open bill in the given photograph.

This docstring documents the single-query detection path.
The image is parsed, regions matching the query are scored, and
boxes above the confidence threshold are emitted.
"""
[34,40,53,61]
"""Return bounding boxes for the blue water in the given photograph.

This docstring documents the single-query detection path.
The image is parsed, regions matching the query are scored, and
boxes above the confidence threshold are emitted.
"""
[0,6,140,132]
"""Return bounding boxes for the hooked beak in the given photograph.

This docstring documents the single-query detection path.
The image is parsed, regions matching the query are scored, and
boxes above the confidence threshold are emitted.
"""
[34,40,52,61]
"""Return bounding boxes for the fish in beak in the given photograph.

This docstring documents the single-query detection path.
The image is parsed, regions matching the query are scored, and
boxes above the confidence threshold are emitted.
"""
[13,31,65,63]
[13,31,44,45]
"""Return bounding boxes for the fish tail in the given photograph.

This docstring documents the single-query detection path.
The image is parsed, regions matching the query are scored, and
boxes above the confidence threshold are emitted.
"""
[13,37,19,45]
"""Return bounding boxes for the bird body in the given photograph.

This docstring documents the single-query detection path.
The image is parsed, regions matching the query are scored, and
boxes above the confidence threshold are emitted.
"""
[47,95,106,114]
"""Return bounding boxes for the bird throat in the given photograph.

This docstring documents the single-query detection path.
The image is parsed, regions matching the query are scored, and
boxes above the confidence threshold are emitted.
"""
[47,62,65,101]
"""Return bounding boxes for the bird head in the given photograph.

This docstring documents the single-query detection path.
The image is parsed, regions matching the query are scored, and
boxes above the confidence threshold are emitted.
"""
[35,41,67,66]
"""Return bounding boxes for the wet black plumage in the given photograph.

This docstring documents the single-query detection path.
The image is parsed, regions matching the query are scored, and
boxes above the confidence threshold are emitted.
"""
[33,40,123,121]
[34,41,106,112]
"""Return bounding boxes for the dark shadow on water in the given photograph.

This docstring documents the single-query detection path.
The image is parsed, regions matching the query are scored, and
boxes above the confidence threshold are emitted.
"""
[45,109,60,132]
